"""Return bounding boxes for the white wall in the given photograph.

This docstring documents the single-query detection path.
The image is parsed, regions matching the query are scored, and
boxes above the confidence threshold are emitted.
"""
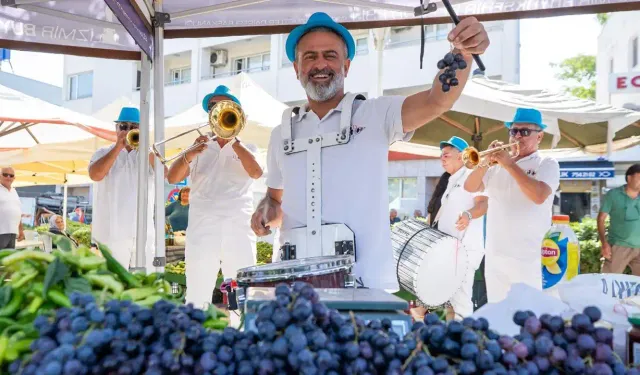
[596,11,640,109]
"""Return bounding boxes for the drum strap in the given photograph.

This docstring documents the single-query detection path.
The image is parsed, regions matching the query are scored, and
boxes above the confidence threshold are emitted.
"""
[280,93,365,257]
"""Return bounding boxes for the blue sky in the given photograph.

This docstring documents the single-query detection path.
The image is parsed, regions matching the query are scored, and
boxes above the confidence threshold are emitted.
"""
[1,14,601,90]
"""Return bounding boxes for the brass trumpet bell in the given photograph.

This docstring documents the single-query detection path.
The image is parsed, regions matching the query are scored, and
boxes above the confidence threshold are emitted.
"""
[209,100,246,140]
[462,142,520,169]
[126,129,140,149]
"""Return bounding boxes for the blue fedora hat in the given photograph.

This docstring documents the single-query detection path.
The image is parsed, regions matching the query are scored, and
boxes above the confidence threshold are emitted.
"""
[202,85,241,113]
[505,108,547,130]
[440,136,469,152]
[285,12,355,63]
[116,107,140,124]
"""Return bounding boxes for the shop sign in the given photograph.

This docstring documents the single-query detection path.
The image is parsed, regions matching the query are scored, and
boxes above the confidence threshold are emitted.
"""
[609,72,640,94]
[559,169,614,180]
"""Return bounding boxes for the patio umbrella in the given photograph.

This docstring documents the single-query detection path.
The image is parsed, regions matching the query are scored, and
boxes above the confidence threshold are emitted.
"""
[410,76,640,152]
[0,84,116,149]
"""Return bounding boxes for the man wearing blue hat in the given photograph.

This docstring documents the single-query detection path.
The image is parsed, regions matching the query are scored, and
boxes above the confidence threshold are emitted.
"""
[251,12,490,292]
[465,108,560,303]
[167,85,263,308]
[88,107,163,271]
[426,136,487,318]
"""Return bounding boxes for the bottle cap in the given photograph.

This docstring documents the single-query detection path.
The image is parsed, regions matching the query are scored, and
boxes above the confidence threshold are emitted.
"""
[552,215,570,224]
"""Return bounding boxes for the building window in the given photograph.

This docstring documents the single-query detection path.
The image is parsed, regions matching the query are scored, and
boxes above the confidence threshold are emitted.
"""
[436,24,449,41]
[170,67,191,85]
[609,58,614,73]
[632,37,638,68]
[135,70,141,91]
[388,177,418,202]
[233,53,270,74]
[356,37,368,55]
[67,72,93,100]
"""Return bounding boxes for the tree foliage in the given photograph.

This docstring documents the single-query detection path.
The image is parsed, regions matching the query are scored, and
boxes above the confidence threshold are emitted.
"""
[596,13,609,25]
[550,54,596,100]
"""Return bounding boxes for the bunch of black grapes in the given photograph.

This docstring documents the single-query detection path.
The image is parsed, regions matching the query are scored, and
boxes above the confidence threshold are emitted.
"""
[11,283,640,375]
[437,52,467,92]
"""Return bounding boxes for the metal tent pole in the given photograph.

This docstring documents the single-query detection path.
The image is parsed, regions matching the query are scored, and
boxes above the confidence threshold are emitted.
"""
[153,0,168,271]
[135,53,152,270]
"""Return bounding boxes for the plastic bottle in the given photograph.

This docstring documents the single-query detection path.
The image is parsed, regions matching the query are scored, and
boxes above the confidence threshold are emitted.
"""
[541,215,580,295]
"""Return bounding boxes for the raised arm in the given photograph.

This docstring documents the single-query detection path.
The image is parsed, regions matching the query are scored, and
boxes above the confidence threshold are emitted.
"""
[166,135,208,184]
[233,140,263,179]
[401,17,489,133]
[89,142,125,182]
[464,167,488,193]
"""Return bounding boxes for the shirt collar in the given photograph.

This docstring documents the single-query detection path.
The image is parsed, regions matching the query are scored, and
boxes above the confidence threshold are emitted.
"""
[295,94,350,122]
[516,151,540,164]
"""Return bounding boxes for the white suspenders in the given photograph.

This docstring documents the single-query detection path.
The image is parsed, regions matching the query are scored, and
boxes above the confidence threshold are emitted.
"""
[279,93,365,258]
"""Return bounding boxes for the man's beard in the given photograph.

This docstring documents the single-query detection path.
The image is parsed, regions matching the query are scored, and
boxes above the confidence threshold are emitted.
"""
[299,67,344,102]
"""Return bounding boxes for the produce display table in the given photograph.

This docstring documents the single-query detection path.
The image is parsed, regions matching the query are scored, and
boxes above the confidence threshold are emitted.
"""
[15,240,45,250]
[166,245,185,263]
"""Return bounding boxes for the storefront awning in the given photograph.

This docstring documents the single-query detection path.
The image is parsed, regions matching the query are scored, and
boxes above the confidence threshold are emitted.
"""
[559,161,615,180]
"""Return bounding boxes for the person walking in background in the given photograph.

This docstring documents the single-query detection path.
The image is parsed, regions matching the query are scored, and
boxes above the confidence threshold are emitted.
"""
[0,167,24,249]
[165,187,190,232]
[598,164,640,274]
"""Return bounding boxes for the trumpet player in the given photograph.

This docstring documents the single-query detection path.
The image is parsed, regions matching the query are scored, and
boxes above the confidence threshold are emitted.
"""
[431,136,487,318]
[464,108,560,303]
[88,107,167,270]
[166,85,263,308]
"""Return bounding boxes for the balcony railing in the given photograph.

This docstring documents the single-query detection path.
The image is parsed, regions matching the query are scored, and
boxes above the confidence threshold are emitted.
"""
[201,66,270,80]
[165,78,192,86]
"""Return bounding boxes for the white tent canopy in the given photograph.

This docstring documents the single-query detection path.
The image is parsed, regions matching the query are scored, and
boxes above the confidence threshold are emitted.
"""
[0,84,116,149]
[163,72,287,151]
[450,76,640,149]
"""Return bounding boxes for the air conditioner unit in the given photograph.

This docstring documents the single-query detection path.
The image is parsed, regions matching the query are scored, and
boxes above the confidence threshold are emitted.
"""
[210,50,228,67]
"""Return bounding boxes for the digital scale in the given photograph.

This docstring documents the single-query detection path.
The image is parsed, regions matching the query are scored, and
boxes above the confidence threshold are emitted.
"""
[242,287,413,336]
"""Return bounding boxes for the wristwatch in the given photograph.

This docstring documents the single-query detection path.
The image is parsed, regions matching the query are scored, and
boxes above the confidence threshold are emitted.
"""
[463,211,472,221]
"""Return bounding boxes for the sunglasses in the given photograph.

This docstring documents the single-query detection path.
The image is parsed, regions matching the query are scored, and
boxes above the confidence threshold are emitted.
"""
[509,128,541,137]
[118,123,139,131]
[2,173,14,178]
[207,101,217,111]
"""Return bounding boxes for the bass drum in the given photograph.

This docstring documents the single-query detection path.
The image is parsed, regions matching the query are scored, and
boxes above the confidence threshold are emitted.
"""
[391,219,470,308]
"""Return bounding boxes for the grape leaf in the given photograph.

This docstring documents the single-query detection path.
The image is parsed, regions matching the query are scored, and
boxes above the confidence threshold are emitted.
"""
[0,285,12,307]
[64,277,92,295]
[43,257,70,298]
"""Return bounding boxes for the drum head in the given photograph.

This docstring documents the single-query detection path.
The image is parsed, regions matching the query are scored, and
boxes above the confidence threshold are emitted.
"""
[414,236,469,307]
[236,255,354,284]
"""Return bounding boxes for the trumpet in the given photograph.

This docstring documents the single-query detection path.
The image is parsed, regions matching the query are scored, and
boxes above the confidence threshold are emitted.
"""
[462,141,520,169]
[126,129,140,149]
[152,100,246,165]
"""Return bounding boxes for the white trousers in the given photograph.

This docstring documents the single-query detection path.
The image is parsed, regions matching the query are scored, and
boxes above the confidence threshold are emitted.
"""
[105,234,156,272]
[450,251,484,318]
[485,252,542,304]
[184,217,256,309]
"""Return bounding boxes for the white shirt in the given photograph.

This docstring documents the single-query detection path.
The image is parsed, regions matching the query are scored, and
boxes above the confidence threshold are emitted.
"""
[266,95,412,291]
[482,152,560,262]
[89,145,155,244]
[189,139,258,218]
[0,185,21,235]
[437,167,486,254]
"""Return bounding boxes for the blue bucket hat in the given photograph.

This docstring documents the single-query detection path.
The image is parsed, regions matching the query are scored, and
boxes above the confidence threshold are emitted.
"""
[116,107,140,124]
[505,108,547,130]
[202,85,241,113]
[285,12,355,63]
[440,136,469,152]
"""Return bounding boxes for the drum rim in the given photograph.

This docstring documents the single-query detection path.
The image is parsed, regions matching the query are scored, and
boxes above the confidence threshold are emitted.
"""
[236,255,354,283]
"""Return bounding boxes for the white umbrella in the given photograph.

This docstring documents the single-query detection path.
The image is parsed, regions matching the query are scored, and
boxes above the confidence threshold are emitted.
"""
[0,84,116,149]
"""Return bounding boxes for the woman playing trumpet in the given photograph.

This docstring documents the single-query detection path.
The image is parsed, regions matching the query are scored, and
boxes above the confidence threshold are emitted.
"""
[464,108,560,304]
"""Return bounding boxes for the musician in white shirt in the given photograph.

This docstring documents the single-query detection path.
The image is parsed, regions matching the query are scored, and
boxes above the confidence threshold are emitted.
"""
[431,136,487,318]
[465,108,560,303]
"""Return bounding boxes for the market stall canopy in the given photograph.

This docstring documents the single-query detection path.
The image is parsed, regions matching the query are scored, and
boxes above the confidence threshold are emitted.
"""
[0,84,116,149]
[2,0,640,60]
[161,72,286,157]
[410,76,640,151]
